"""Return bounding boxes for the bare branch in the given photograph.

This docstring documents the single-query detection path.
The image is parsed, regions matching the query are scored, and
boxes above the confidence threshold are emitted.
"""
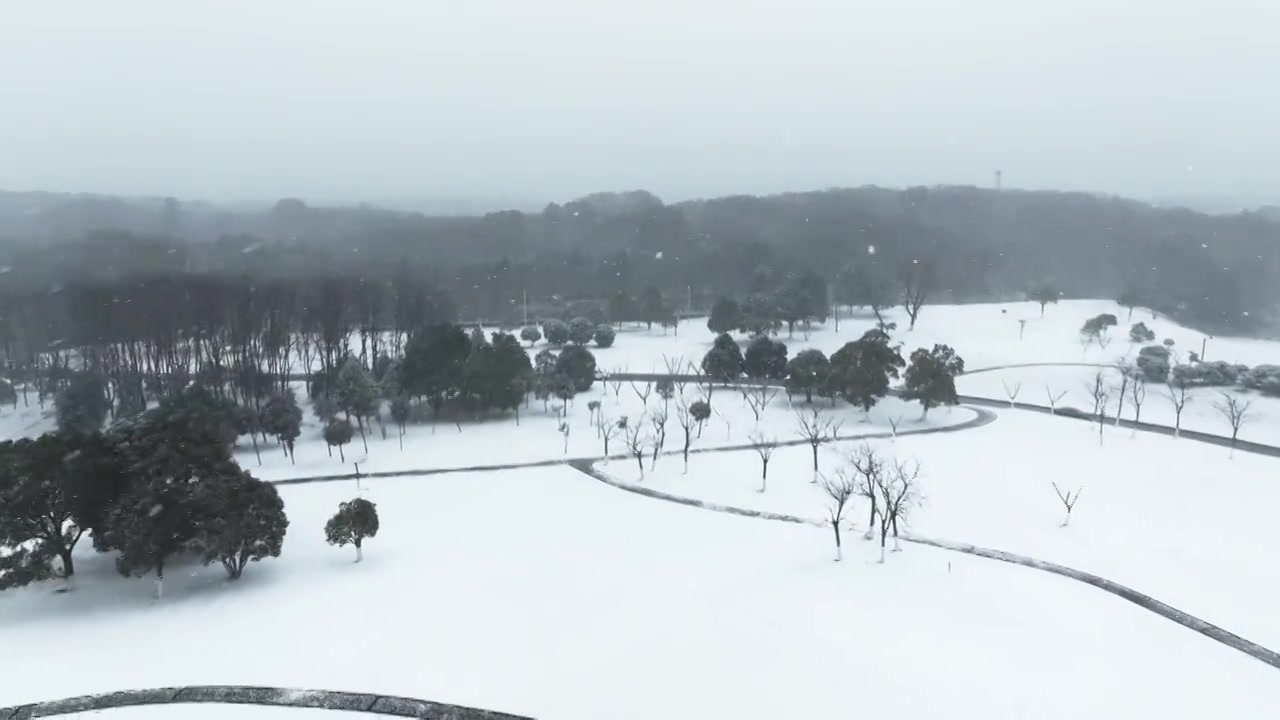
[1051,482,1083,527]
[748,429,778,492]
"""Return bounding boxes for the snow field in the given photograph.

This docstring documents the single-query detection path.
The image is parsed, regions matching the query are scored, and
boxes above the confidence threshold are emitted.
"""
[610,405,1280,648]
[4,467,1280,719]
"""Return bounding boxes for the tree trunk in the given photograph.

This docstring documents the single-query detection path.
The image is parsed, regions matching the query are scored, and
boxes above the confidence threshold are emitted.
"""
[339,445,345,462]
[878,536,886,564]
[832,524,843,561]
[327,443,332,457]
[357,420,368,451]
[155,563,165,599]
[399,431,404,451]
[355,543,363,563]
[1062,510,1071,527]
[60,549,75,578]
[251,432,261,466]
[759,461,768,492]
[636,455,644,480]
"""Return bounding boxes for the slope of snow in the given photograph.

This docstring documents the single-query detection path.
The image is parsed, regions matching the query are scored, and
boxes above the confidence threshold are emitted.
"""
[3,467,1280,719]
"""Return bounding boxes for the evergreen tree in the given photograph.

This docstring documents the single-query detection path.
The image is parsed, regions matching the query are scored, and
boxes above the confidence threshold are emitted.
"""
[568,316,596,345]
[707,296,742,335]
[826,329,905,412]
[594,324,616,348]
[323,418,355,462]
[556,345,597,392]
[56,374,110,435]
[542,318,570,346]
[743,336,788,380]
[325,497,379,563]
[786,349,829,402]
[194,469,288,579]
[520,326,542,347]
[701,333,744,381]
[901,344,966,418]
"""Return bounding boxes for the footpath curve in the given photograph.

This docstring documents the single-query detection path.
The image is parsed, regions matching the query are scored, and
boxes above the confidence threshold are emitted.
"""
[0,685,531,720]
[569,458,1280,673]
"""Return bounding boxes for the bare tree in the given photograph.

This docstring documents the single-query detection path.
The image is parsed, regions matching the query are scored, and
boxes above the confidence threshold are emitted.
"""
[1112,364,1131,426]
[649,404,668,470]
[558,420,570,454]
[624,420,647,480]
[598,414,623,458]
[608,369,625,401]
[1002,380,1022,407]
[675,397,697,474]
[631,380,653,408]
[900,261,930,331]
[714,405,732,440]
[1164,380,1192,439]
[1044,385,1067,415]
[849,444,885,540]
[1084,370,1109,444]
[663,354,688,394]
[748,430,778,492]
[1097,330,1112,350]
[887,414,903,441]
[795,408,843,483]
[1129,373,1146,431]
[1051,482,1083,527]
[874,458,922,563]
[740,383,779,423]
[1214,392,1253,457]
[821,470,858,562]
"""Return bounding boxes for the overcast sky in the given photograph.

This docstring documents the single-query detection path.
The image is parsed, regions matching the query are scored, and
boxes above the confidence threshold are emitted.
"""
[2,1,1277,209]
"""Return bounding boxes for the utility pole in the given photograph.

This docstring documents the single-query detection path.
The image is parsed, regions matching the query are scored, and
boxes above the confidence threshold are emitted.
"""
[523,290,528,326]
[995,170,1003,191]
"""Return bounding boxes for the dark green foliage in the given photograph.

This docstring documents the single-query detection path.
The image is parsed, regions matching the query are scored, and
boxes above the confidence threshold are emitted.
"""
[656,378,675,403]
[744,336,789,380]
[701,333,744,381]
[786,349,829,402]
[825,329,905,412]
[403,323,470,415]
[1136,345,1172,382]
[901,344,966,417]
[0,380,17,408]
[145,385,243,460]
[1030,285,1058,315]
[520,326,542,346]
[775,271,828,336]
[1129,322,1156,343]
[1241,365,1280,396]
[325,497,379,559]
[390,395,411,431]
[689,400,712,423]
[336,357,379,424]
[323,418,354,461]
[1081,313,1118,339]
[562,300,608,327]
[308,365,341,401]
[116,379,147,419]
[542,318,570,346]
[469,326,489,349]
[262,391,303,461]
[556,345,597,392]
[312,395,338,422]
[460,331,532,413]
[639,285,670,330]
[608,290,637,325]
[737,293,782,337]
[593,324,616,348]
[194,469,288,579]
[56,374,110,435]
[1172,361,1247,387]
[707,296,742,335]
[568,316,596,345]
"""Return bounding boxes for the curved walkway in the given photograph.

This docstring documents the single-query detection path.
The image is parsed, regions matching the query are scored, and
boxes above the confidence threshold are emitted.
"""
[571,459,1280,672]
[0,685,531,720]
[961,361,1116,375]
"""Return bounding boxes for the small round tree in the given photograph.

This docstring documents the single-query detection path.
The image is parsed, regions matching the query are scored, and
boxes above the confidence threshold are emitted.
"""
[323,417,355,462]
[785,348,829,402]
[324,497,379,563]
[542,318,570,346]
[701,333,744,381]
[197,471,289,580]
[556,345,598,392]
[568,316,596,345]
[594,324,616,348]
[520,326,542,347]
[744,336,788,380]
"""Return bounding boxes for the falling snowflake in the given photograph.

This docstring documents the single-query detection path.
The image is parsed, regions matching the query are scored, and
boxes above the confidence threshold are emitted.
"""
[867,245,877,255]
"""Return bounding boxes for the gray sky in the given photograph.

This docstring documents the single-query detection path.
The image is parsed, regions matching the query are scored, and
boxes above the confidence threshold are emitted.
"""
[3,1,1277,208]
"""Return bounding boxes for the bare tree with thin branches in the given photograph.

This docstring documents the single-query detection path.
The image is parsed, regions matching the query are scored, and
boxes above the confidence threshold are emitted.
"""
[608,368,625,401]
[849,444,885,540]
[1164,380,1192,439]
[1051,482,1083,527]
[714,405,732,440]
[1112,361,1132,426]
[748,430,778,492]
[623,420,647,480]
[1045,385,1067,415]
[740,383,779,423]
[900,261,930,331]
[887,414,903,441]
[795,408,843,483]
[1002,380,1022,407]
[631,380,653,408]
[1084,370,1109,445]
[663,354,688,394]
[820,470,858,562]
[675,396,698,474]
[874,457,922,563]
[1128,372,1146,432]
[558,420,570,454]
[1214,392,1253,457]
[598,414,623,458]
[649,404,668,470]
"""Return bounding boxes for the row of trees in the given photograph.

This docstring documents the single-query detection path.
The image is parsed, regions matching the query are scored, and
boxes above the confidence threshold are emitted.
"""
[700,330,964,418]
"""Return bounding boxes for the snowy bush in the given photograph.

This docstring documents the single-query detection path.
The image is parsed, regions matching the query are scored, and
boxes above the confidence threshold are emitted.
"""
[593,324,616,348]
[1129,322,1155,343]
[1171,361,1248,388]
[1240,365,1280,396]
[542,319,570,346]
[568,316,595,345]
[1136,345,1171,382]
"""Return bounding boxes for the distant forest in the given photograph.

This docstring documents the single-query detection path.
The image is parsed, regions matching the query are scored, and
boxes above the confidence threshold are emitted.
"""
[0,186,1276,360]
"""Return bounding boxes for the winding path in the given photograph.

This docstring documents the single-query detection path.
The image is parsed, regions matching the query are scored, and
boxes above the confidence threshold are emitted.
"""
[0,685,531,720]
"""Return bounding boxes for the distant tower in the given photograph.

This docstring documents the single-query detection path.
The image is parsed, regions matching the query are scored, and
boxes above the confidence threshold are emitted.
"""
[995,170,1003,191]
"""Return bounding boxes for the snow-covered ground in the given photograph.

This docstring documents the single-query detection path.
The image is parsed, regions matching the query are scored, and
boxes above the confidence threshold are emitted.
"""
[607,405,1280,649]
[5,467,1280,719]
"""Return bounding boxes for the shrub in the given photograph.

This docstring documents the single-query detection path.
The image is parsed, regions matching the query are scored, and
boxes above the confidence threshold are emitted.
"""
[568,316,596,345]
[1129,322,1156,343]
[1171,360,1247,388]
[1136,345,1171,382]
[542,319,570,346]
[1240,365,1280,396]
[593,324,616,348]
